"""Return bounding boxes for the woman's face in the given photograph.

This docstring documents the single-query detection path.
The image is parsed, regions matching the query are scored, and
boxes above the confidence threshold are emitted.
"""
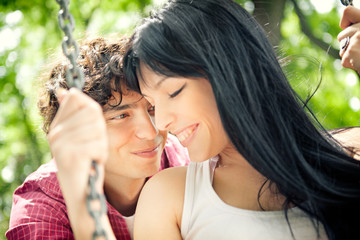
[139,64,231,162]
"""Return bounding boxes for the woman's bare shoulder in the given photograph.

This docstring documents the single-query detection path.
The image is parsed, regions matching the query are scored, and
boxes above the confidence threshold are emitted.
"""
[148,166,188,188]
[140,166,188,209]
[134,166,188,240]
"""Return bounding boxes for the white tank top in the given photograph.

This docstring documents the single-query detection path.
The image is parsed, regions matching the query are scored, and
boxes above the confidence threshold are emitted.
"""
[180,157,328,240]
[123,215,134,239]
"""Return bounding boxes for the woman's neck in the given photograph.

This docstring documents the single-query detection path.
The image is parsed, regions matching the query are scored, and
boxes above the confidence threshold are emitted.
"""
[216,144,287,211]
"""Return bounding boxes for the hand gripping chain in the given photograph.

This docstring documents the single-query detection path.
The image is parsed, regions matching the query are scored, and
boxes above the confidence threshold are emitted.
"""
[55,0,108,239]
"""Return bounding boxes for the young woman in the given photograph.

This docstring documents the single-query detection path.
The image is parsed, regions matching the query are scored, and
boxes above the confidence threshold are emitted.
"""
[122,1,360,239]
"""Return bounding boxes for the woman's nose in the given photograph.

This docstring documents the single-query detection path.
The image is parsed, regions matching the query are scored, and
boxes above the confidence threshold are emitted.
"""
[154,103,174,132]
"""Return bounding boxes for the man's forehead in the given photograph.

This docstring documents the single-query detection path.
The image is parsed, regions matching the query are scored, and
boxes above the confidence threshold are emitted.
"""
[103,91,145,112]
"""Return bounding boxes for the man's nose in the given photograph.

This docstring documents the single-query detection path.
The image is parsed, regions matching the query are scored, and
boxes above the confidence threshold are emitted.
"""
[135,114,159,140]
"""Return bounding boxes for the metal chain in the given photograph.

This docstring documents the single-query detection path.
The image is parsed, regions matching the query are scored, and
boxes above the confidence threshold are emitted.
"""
[341,0,353,6]
[55,0,108,239]
[87,161,109,240]
[56,0,84,89]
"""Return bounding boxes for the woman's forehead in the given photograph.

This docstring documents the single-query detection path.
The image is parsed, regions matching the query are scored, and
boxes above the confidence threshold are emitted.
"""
[138,63,164,88]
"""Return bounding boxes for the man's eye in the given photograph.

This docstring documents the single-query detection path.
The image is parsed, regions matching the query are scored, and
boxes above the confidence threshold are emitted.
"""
[148,106,155,115]
[111,113,129,120]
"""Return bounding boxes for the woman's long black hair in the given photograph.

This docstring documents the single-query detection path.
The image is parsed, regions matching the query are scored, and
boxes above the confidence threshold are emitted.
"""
[123,0,360,239]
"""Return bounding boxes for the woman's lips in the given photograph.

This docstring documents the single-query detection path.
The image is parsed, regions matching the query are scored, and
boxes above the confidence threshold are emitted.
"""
[132,144,160,158]
[174,124,199,147]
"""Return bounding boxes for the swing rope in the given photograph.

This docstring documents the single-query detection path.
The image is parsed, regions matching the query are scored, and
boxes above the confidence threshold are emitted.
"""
[55,0,108,239]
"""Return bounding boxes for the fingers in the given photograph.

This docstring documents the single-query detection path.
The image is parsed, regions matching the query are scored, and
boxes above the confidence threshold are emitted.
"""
[340,6,360,29]
[51,88,103,129]
[338,6,360,72]
[48,87,109,168]
[337,23,360,43]
[339,36,350,58]
[52,140,108,171]
[338,22,360,59]
[49,121,108,152]
[48,106,106,146]
[341,32,360,72]
[56,88,68,104]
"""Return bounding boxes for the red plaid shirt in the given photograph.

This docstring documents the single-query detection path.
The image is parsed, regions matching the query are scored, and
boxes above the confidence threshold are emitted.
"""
[6,135,189,240]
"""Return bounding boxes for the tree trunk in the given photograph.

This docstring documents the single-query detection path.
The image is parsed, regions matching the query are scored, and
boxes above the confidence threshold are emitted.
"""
[252,0,286,46]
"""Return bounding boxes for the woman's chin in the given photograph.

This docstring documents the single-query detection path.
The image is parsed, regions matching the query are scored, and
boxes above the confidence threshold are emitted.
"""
[188,150,211,162]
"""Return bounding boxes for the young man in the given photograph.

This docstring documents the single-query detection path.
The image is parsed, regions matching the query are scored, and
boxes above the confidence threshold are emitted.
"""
[6,37,189,240]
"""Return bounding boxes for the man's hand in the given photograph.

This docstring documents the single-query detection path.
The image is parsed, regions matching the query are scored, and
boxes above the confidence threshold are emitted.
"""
[331,127,360,161]
[48,88,112,239]
[338,6,360,72]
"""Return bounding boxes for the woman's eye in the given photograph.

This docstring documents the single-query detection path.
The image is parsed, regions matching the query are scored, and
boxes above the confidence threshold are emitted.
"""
[169,84,186,98]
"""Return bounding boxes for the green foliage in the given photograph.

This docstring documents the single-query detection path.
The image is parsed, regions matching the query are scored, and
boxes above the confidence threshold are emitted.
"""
[0,0,359,238]
[280,1,360,128]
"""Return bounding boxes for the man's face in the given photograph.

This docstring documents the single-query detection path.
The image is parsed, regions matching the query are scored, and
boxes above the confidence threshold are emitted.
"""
[102,90,167,180]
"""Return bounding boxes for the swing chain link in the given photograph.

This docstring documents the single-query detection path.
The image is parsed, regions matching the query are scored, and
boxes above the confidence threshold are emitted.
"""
[341,0,353,6]
[55,0,108,239]
[87,161,109,240]
[56,0,84,89]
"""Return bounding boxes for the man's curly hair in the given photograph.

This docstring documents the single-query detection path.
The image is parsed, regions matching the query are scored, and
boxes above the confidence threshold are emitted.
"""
[38,37,129,134]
